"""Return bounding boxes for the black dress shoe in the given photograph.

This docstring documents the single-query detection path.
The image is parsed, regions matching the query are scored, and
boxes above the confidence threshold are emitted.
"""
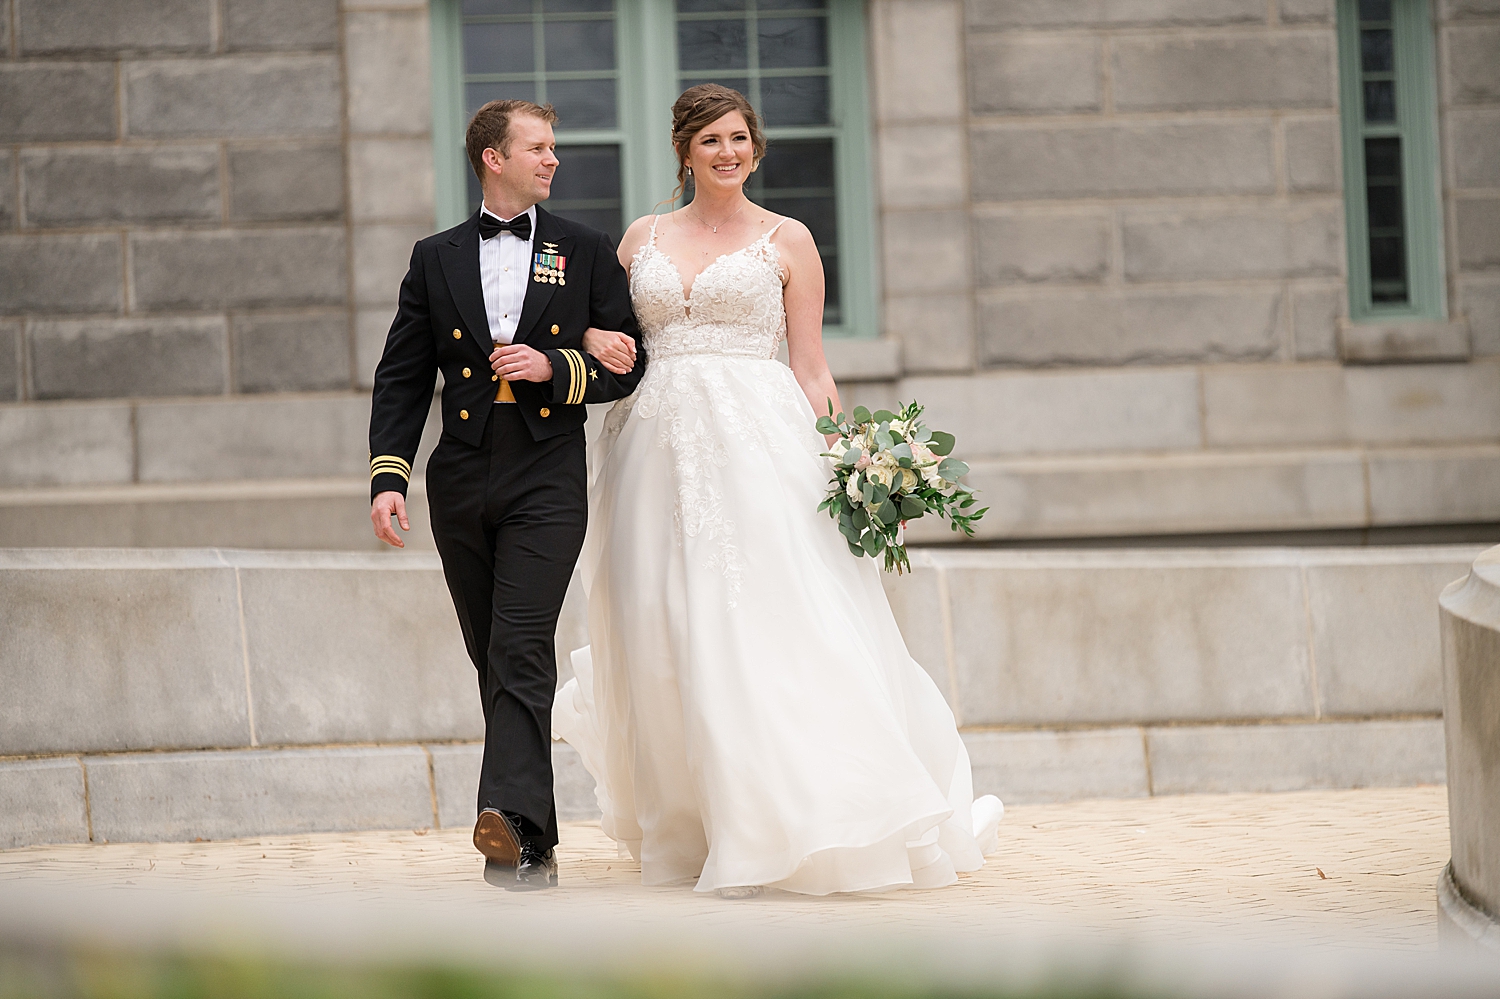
[510,841,558,891]
[473,808,521,867]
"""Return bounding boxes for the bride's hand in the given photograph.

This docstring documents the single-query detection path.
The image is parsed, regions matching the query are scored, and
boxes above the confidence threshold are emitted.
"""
[583,327,636,375]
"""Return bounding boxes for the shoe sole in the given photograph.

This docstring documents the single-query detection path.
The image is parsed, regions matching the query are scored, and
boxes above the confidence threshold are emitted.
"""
[507,872,559,892]
[473,810,521,866]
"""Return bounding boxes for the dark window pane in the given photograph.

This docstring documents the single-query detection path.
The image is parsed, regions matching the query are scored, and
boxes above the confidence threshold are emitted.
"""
[1367,184,1403,230]
[549,144,623,239]
[820,250,840,323]
[549,207,623,238]
[759,0,828,8]
[464,0,531,14]
[544,19,615,72]
[466,169,482,213]
[1368,236,1407,301]
[466,80,537,116]
[1360,28,1393,72]
[762,195,836,248]
[678,0,747,11]
[757,16,827,69]
[678,19,748,71]
[464,21,534,75]
[1363,79,1396,122]
[544,0,613,11]
[756,138,834,190]
[1364,134,1401,178]
[553,144,622,200]
[1358,0,1391,21]
[547,78,617,128]
[1364,137,1407,304]
[760,75,830,125]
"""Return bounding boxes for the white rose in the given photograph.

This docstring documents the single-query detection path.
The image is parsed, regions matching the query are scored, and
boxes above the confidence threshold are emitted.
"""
[910,441,935,466]
[900,467,919,492]
[846,471,863,504]
[868,462,895,488]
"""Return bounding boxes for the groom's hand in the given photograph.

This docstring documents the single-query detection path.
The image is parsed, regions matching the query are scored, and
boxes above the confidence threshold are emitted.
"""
[371,490,409,548]
[491,343,553,382]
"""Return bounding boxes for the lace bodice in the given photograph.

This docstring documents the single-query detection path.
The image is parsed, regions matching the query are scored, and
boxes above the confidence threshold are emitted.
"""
[629,216,788,361]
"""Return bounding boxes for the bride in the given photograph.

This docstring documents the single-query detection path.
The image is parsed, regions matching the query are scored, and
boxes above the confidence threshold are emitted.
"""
[556,84,1002,897]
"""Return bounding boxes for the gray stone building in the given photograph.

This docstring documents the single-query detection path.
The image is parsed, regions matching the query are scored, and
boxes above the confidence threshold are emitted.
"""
[0,0,1496,548]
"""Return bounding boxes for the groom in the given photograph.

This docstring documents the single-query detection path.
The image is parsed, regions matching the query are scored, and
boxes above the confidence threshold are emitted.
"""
[368,100,645,890]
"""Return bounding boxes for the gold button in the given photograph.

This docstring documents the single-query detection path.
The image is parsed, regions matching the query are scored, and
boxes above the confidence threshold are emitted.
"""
[491,373,498,381]
[452,329,462,339]
[462,367,471,378]
[539,407,550,418]
[550,324,560,335]
[459,409,469,420]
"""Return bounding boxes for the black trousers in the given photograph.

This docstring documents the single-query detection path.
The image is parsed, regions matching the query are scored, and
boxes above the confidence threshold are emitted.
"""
[426,404,587,851]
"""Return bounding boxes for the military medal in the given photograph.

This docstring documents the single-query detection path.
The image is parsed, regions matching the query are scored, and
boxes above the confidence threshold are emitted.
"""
[534,244,566,286]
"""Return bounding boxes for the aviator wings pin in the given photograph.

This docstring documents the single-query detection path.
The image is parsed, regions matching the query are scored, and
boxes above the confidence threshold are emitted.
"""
[534,243,566,286]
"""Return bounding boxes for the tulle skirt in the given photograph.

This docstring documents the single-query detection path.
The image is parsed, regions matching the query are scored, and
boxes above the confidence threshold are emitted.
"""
[553,354,1002,894]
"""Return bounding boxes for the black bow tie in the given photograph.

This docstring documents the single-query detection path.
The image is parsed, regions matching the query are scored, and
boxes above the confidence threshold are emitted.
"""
[479,211,531,242]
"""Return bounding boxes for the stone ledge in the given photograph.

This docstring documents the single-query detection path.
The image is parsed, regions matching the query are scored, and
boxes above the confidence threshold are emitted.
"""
[1340,318,1473,363]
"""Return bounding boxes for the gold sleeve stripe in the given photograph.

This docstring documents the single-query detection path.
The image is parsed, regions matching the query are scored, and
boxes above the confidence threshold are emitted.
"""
[562,349,586,406]
[370,454,412,475]
[369,455,412,482]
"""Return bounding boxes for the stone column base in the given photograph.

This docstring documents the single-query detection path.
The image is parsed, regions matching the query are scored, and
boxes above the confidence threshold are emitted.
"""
[1439,861,1500,952]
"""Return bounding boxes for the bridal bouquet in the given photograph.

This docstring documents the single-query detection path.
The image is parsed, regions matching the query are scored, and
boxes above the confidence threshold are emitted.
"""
[816,401,986,574]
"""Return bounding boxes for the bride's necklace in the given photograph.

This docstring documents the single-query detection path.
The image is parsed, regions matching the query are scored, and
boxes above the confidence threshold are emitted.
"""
[691,200,748,234]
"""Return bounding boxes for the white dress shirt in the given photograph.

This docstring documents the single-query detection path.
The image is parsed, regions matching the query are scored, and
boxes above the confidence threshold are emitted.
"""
[479,203,536,348]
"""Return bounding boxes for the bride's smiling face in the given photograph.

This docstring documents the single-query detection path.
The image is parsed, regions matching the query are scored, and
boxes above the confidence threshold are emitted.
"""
[687,111,756,193]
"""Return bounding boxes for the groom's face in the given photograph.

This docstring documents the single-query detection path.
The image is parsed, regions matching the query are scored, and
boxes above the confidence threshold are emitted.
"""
[486,113,559,207]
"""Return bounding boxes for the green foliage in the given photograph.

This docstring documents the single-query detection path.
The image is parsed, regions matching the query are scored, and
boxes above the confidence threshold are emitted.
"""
[816,399,987,574]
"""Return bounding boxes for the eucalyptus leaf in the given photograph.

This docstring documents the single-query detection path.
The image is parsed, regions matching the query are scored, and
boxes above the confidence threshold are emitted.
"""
[861,480,876,506]
[874,430,895,450]
[890,442,912,462]
[837,494,853,515]
[861,531,881,556]
[871,482,890,506]
[852,508,869,531]
[899,495,927,519]
[938,458,970,480]
[852,406,872,425]
[840,448,860,466]
[848,540,866,558]
[929,431,956,456]
[815,416,838,435]
[876,499,897,525]
[872,410,896,424]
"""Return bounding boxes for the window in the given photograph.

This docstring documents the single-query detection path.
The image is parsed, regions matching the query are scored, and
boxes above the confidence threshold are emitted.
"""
[430,0,877,335]
[1335,0,1447,322]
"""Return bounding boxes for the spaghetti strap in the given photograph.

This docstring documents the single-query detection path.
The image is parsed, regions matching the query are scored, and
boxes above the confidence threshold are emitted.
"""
[764,218,788,240]
[648,214,661,245]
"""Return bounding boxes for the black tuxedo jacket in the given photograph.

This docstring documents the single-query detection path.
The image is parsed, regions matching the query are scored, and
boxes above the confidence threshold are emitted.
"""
[368,206,646,499]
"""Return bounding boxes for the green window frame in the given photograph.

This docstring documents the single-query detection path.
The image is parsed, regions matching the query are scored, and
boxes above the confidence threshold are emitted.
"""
[429,0,878,338]
[1335,0,1447,323]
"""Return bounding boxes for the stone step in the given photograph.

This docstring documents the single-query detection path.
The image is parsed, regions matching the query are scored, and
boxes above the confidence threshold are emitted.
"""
[0,544,1479,846]
[0,718,1446,849]
[3,442,1497,550]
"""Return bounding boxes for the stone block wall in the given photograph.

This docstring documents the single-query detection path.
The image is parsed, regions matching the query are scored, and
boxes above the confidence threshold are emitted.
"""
[0,0,433,407]
[858,0,1500,541]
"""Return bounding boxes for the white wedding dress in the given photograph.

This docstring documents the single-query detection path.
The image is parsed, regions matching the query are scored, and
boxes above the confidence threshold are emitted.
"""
[552,217,1002,895]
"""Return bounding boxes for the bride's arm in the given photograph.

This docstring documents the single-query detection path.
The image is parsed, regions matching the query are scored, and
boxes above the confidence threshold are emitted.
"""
[778,219,843,441]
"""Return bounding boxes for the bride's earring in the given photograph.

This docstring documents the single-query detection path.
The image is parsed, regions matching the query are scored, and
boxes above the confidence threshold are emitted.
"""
[687,166,692,176]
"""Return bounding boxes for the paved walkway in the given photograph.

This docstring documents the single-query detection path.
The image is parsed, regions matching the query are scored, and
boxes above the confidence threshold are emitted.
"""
[0,786,1451,954]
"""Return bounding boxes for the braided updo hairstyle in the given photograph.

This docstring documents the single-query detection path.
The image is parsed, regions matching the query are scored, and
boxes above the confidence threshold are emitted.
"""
[669,84,766,205]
